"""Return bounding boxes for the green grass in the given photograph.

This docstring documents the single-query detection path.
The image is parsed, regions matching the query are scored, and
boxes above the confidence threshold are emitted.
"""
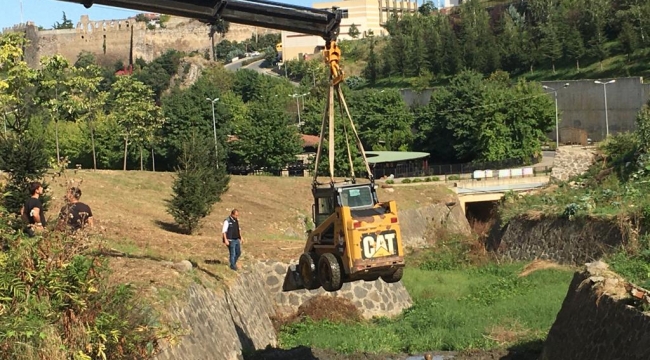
[278,263,573,354]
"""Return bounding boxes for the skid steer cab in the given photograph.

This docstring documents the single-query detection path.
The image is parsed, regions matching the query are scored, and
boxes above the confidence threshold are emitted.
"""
[294,181,405,292]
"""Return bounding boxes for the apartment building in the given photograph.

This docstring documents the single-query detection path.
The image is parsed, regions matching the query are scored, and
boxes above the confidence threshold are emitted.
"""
[280,0,418,61]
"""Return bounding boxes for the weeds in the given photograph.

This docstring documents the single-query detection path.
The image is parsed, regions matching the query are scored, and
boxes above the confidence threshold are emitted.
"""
[0,183,167,359]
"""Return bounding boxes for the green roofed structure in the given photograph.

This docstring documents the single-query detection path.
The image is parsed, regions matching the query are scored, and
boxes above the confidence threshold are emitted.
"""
[363,151,431,179]
[364,151,430,164]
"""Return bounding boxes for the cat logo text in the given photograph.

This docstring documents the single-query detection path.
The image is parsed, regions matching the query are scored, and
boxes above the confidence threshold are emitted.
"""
[361,230,398,259]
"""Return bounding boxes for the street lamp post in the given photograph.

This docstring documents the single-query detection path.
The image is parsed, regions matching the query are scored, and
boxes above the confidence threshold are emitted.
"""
[542,83,569,149]
[290,93,308,127]
[594,79,616,139]
[206,97,220,168]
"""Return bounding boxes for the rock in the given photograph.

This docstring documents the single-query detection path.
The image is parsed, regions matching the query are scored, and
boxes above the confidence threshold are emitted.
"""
[172,260,193,272]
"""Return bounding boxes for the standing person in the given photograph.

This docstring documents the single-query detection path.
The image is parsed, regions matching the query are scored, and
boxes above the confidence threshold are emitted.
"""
[20,182,46,237]
[222,209,244,271]
[58,187,94,232]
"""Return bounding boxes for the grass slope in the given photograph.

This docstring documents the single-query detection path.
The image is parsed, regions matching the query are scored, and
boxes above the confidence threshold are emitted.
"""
[46,170,452,283]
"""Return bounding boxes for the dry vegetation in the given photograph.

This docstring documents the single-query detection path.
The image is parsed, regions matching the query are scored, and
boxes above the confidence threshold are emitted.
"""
[44,170,452,288]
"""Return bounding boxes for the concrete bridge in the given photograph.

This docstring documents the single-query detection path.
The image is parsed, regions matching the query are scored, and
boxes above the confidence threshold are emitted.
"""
[451,175,550,214]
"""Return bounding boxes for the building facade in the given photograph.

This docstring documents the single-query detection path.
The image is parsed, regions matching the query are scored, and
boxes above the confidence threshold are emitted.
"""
[281,0,418,61]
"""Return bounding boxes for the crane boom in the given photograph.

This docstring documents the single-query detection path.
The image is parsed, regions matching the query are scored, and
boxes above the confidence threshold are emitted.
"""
[57,0,342,40]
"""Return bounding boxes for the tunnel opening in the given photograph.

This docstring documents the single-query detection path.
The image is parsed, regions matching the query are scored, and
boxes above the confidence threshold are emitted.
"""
[465,200,500,240]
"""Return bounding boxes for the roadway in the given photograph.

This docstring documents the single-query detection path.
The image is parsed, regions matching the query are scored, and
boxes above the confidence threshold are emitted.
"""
[223,57,300,86]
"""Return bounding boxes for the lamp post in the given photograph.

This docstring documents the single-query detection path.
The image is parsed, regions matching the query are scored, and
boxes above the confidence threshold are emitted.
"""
[290,93,308,127]
[542,83,569,149]
[206,97,220,168]
[594,79,616,139]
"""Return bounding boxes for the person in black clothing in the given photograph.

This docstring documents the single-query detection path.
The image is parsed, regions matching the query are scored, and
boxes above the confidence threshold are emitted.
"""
[58,187,94,232]
[222,209,244,271]
[20,182,46,237]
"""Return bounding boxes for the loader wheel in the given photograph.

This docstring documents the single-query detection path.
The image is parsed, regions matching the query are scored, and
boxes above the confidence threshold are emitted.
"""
[381,268,404,284]
[299,252,320,290]
[318,253,343,292]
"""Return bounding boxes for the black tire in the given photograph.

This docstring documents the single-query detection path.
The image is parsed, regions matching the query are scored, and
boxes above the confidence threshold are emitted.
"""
[381,267,404,284]
[299,252,320,290]
[318,253,343,292]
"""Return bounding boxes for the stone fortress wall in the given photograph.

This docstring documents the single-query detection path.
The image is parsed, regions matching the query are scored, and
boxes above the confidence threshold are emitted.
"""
[2,15,280,68]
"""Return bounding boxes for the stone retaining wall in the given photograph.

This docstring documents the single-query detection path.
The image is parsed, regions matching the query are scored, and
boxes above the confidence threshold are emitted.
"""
[257,260,413,320]
[540,261,650,360]
[487,215,626,265]
[399,202,471,248]
[551,146,598,181]
[154,271,277,360]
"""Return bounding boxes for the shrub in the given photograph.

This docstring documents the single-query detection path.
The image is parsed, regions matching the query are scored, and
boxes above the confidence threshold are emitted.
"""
[0,134,51,216]
[401,179,412,184]
[385,179,394,184]
[448,175,461,181]
[166,129,230,234]
[0,210,160,359]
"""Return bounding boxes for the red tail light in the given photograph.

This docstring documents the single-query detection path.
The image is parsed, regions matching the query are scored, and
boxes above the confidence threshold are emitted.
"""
[353,221,361,228]
[390,217,398,223]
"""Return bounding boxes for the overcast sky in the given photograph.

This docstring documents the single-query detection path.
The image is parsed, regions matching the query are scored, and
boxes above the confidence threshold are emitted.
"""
[0,0,314,30]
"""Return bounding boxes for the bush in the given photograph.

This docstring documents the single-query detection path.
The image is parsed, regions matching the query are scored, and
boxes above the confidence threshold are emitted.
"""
[166,129,230,234]
[447,175,461,181]
[401,178,412,184]
[0,211,160,359]
[0,134,51,215]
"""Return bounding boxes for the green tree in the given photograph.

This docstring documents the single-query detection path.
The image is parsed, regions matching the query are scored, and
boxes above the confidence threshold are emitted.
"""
[52,12,74,29]
[110,76,164,171]
[539,23,562,74]
[618,21,639,61]
[36,54,72,162]
[564,25,586,71]
[0,34,50,216]
[166,128,230,234]
[362,35,379,84]
[348,89,415,151]
[232,99,302,171]
[348,24,360,39]
[66,65,108,170]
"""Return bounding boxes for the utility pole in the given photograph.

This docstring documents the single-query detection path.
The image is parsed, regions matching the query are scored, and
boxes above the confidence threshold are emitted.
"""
[542,83,569,149]
[594,80,616,139]
[206,97,220,168]
[290,93,308,127]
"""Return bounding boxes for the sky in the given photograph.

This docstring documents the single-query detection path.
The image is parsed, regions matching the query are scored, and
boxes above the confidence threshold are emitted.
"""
[0,0,314,30]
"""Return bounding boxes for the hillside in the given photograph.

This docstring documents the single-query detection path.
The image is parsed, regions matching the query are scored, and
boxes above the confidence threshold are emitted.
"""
[45,170,452,281]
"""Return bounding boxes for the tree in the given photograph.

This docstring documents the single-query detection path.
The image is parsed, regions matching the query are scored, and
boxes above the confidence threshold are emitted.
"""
[539,23,562,74]
[618,21,639,62]
[65,65,108,171]
[37,55,72,162]
[232,99,302,171]
[0,33,50,216]
[348,89,415,151]
[564,25,586,71]
[362,36,379,84]
[52,12,74,30]
[110,76,164,171]
[348,24,360,39]
[419,1,436,15]
[166,128,230,234]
